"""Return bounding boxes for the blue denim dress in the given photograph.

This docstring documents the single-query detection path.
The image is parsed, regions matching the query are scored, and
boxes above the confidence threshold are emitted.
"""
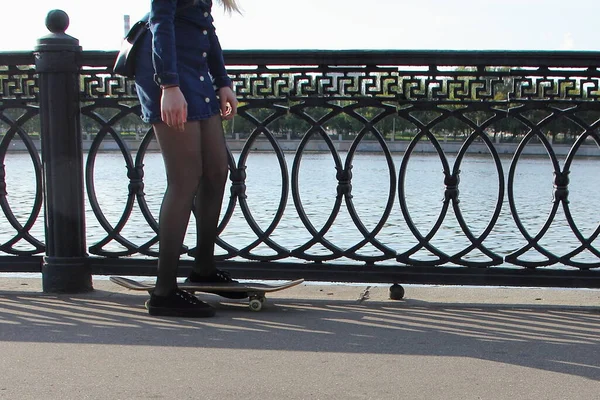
[134,0,232,124]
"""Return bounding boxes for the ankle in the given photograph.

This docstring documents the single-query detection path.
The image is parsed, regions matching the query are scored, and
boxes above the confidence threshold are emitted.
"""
[152,285,176,297]
[152,290,171,297]
[191,266,217,277]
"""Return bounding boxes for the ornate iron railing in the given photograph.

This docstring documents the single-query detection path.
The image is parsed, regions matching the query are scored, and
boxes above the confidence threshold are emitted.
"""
[1,46,600,288]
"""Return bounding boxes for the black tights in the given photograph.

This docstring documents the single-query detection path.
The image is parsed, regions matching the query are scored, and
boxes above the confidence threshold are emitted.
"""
[152,115,228,296]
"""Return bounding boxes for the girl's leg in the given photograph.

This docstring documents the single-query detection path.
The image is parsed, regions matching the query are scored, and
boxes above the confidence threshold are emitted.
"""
[153,121,203,296]
[192,114,229,276]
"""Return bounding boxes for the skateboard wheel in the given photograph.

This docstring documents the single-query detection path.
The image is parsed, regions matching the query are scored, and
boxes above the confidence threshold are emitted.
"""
[249,299,262,312]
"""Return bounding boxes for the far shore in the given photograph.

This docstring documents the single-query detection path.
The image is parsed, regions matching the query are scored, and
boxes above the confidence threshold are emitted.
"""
[4,138,600,157]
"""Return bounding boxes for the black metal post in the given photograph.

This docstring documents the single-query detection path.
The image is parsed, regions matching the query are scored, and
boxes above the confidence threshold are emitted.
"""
[35,10,91,293]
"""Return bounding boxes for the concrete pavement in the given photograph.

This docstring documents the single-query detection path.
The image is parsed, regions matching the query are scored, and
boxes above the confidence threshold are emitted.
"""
[0,276,599,399]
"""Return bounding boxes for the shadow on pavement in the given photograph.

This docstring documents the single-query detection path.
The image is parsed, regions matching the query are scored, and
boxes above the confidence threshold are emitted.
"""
[0,290,599,381]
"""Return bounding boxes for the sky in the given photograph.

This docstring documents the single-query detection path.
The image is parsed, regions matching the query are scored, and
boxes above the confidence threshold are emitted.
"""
[0,0,598,52]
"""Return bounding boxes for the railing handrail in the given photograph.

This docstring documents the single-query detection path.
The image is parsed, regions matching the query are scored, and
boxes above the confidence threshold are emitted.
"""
[221,49,600,68]
[0,51,35,65]
[2,49,600,69]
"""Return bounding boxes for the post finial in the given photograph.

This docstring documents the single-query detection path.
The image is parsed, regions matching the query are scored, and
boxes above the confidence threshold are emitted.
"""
[36,9,80,53]
[45,9,70,34]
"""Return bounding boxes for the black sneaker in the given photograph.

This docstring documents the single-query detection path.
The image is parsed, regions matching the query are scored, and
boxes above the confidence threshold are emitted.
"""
[185,269,249,299]
[147,289,216,318]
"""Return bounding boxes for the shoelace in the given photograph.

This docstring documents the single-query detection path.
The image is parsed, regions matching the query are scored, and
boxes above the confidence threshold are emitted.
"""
[176,289,202,304]
[215,270,233,282]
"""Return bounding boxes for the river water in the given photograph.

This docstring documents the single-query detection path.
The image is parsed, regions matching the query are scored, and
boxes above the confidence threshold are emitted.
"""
[2,150,600,266]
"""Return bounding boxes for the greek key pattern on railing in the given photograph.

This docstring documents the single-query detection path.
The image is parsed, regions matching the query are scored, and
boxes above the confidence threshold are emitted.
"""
[0,65,38,102]
[228,68,600,102]
[79,67,600,103]
[80,72,138,100]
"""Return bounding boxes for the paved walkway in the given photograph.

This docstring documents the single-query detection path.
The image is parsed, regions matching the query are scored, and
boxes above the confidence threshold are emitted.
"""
[1,276,599,399]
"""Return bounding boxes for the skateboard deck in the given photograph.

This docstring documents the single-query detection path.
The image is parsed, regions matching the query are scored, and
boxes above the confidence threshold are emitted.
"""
[110,276,304,311]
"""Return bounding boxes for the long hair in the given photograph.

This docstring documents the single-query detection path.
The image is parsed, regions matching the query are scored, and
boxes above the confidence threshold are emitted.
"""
[220,0,241,13]
[193,0,241,13]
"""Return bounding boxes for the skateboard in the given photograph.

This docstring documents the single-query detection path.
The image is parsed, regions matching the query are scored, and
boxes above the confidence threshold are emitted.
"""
[110,276,304,311]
